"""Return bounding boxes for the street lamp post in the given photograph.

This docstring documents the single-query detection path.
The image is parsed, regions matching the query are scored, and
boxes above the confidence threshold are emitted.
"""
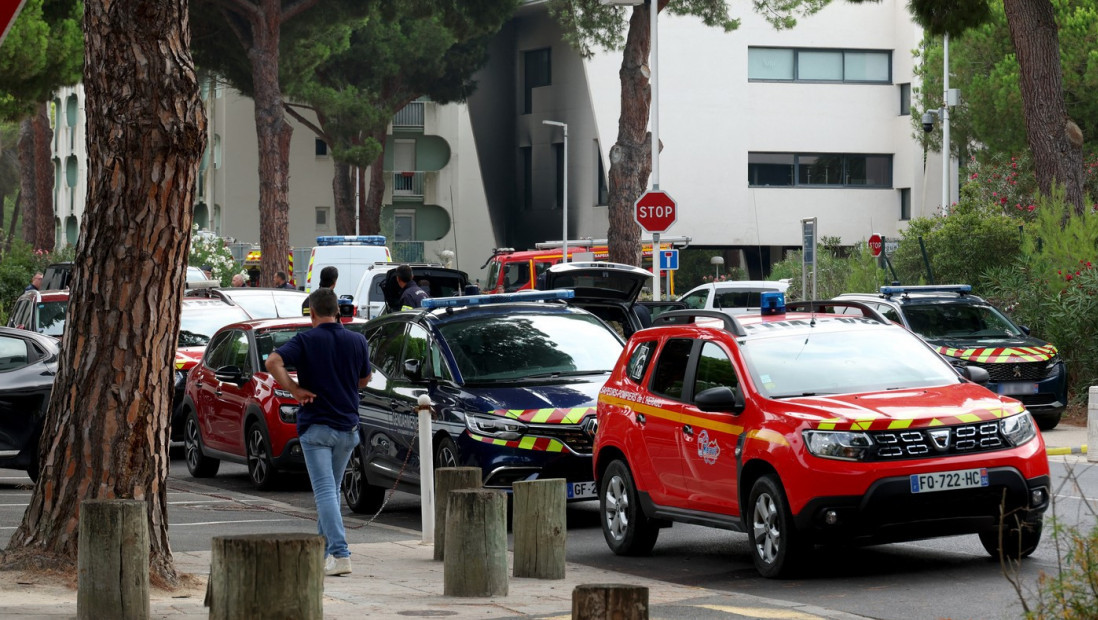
[543,120,568,263]
[710,255,724,279]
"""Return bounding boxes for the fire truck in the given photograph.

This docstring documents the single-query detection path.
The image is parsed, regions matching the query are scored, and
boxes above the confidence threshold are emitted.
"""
[481,237,691,295]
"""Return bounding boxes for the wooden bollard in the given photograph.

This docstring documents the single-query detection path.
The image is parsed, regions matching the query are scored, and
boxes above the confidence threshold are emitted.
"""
[512,478,566,579]
[443,489,508,597]
[77,499,149,620]
[572,584,649,620]
[434,466,482,560]
[205,533,324,620]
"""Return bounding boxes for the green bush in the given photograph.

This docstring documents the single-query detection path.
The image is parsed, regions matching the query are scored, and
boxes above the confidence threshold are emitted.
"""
[188,226,242,287]
[769,238,886,300]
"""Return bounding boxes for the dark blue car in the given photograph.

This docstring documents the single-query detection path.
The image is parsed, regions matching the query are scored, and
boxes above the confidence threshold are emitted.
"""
[342,291,625,513]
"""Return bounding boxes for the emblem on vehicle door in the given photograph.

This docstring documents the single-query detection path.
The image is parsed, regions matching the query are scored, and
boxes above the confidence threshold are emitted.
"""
[929,429,951,451]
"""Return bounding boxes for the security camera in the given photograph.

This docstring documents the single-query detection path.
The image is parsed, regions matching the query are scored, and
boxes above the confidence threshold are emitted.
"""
[921,112,936,133]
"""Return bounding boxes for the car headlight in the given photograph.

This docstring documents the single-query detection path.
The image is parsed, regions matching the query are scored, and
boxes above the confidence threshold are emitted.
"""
[465,412,527,441]
[1046,357,1062,377]
[802,430,874,461]
[1001,412,1037,447]
[278,404,298,424]
[274,388,294,399]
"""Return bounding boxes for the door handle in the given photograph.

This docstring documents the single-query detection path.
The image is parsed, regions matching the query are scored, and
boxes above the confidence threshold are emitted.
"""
[215,388,222,397]
[636,413,646,425]
[683,425,693,436]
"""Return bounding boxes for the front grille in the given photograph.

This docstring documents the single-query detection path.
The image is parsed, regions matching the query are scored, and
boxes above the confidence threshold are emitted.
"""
[869,421,1005,460]
[532,423,594,455]
[965,360,1048,382]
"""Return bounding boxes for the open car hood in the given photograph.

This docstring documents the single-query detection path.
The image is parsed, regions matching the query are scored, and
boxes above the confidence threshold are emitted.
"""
[380,266,470,312]
[544,261,650,305]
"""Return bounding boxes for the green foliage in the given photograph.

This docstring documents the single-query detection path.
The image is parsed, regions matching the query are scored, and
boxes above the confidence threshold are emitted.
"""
[0,238,74,324]
[188,226,242,287]
[672,249,743,294]
[769,238,885,300]
[0,0,83,121]
[1021,186,1098,292]
[1008,506,1098,618]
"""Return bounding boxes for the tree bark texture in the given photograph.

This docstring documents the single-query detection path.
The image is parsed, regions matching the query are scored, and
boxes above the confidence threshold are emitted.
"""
[5,0,207,588]
[1003,0,1085,216]
[333,159,354,235]
[18,118,37,245]
[572,584,649,620]
[363,131,388,236]
[205,533,323,620]
[33,102,55,252]
[77,500,150,620]
[607,4,656,267]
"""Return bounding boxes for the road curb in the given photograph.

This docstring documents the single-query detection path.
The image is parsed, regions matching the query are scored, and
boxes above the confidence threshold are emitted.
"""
[1046,444,1087,456]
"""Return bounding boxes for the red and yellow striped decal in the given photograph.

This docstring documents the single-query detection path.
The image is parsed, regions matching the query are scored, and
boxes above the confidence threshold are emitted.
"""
[467,433,567,452]
[814,402,1025,431]
[495,407,593,424]
[935,344,1057,364]
[597,394,789,448]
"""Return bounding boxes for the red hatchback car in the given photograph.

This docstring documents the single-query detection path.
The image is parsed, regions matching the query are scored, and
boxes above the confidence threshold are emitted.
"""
[181,316,367,489]
[593,301,1050,578]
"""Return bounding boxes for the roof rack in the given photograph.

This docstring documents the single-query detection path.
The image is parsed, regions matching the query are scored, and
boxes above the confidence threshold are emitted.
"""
[879,284,971,298]
[652,309,747,337]
[420,289,574,309]
[785,300,891,325]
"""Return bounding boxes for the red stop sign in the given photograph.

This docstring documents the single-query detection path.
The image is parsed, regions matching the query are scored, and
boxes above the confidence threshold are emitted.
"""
[634,190,678,233]
[868,233,883,257]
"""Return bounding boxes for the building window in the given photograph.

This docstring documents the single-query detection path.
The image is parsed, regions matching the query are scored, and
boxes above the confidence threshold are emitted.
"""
[315,207,330,230]
[748,47,891,83]
[315,139,328,157]
[748,153,893,188]
[899,83,911,116]
[521,146,532,209]
[523,48,551,115]
[899,188,911,220]
[553,142,564,209]
[596,141,608,206]
[394,210,415,241]
[213,134,222,169]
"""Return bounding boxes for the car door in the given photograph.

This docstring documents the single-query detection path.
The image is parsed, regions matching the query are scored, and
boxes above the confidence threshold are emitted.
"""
[214,330,255,455]
[358,320,406,483]
[634,337,694,507]
[194,330,237,452]
[387,322,436,481]
[0,333,52,461]
[678,339,742,515]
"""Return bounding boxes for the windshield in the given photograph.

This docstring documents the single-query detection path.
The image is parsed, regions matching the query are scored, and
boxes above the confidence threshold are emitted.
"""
[437,312,622,381]
[179,306,252,347]
[741,327,961,399]
[36,300,68,336]
[903,303,1023,339]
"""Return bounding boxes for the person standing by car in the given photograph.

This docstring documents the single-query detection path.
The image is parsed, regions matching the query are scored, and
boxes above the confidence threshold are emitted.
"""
[303,266,338,315]
[25,272,42,292]
[396,264,429,310]
[231,273,247,287]
[265,287,370,577]
[274,271,294,289]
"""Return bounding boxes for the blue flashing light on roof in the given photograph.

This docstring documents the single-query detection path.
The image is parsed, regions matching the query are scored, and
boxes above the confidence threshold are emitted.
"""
[316,235,387,247]
[880,284,971,296]
[421,289,575,309]
[760,291,786,315]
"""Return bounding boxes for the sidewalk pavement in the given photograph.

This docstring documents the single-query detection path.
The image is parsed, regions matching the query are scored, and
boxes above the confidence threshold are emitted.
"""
[1042,421,1089,457]
[1,539,872,620]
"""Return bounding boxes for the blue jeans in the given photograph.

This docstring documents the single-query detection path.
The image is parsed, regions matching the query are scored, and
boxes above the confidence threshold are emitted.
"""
[299,424,360,558]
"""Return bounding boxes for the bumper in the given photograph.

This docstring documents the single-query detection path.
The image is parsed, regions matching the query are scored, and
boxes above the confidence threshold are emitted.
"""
[457,433,594,490]
[271,438,307,470]
[988,364,1067,414]
[794,470,1051,545]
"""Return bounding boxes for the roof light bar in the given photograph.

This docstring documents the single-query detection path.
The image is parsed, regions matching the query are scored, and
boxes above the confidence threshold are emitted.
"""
[880,284,971,296]
[316,235,387,246]
[421,289,574,309]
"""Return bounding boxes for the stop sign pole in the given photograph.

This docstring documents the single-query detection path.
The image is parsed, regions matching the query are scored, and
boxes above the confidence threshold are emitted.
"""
[635,190,677,301]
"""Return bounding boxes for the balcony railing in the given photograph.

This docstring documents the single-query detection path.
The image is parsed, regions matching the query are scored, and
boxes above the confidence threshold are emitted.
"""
[390,170,424,197]
[392,101,424,129]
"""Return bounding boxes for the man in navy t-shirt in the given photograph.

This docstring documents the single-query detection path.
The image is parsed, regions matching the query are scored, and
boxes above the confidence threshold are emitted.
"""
[266,287,370,577]
[396,264,430,310]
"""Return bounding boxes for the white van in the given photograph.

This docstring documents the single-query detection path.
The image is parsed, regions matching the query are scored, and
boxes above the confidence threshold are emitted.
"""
[304,236,391,299]
[352,263,470,318]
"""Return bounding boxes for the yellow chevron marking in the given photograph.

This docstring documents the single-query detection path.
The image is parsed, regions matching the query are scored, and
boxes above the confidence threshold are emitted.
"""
[817,418,843,431]
[887,419,914,430]
[563,408,589,424]
[694,605,825,619]
[851,419,876,431]
[518,436,537,450]
[956,413,981,423]
[545,440,564,453]
[503,410,523,420]
[928,419,945,427]
[530,409,554,423]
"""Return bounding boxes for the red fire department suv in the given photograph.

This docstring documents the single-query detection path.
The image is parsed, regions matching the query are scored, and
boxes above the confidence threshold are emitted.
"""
[592,299,1050,578]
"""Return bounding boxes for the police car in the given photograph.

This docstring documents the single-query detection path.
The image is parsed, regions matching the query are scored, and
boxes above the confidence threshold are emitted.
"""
[835,285,1067,430]
[593,295,1050,578]
[341,290,624,513]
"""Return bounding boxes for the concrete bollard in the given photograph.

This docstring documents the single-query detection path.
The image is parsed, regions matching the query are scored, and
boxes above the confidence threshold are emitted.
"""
[77,499,150,620]
[1088,386,1098,463]
[512,478,566,579]
[572,583,649,620]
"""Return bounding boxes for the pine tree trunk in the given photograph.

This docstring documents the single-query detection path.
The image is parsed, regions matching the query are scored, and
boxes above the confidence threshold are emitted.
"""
[607,4,655,267]
[18,118,36,245]
[33,102,55,252]
[363,133,388,236]
[1003,0,1085,216]
[4,0,207,588]
[333,160,355,235]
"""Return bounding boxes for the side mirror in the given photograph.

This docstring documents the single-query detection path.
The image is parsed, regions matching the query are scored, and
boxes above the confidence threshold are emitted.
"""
[1019,325,1031,336]
[403,359,423,382]
[695,386,745,414]
[960,365,990,385]
[214,365,249,386]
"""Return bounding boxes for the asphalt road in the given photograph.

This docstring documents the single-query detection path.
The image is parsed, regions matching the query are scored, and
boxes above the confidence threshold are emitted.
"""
[2,455,1096,620]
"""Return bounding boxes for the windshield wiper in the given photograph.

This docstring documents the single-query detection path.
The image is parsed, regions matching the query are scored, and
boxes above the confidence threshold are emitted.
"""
[525,370,611,379]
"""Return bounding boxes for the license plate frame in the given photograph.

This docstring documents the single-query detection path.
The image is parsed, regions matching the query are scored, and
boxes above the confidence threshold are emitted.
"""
[997,381,1038,396]
[910,468,989,494]
[567,480,597,500]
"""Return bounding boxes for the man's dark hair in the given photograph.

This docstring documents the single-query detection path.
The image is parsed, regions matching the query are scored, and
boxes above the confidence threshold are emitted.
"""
[319,265,339,288]
[309,287,339,318]
[396,264,413,283]
[275,271,288,281]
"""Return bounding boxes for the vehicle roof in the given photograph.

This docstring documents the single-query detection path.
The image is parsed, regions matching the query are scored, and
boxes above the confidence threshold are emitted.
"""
[837,290,989,306]
[181,296,240,310]
[221,316,368,332]
[213,287,307,298]
[651,306,893,340]
[0,324,61,347]
[684,280,790,292]
[22,290,69,301]
[382,300,591,326]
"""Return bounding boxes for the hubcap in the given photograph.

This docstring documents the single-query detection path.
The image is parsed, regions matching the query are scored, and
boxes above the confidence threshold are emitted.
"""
[603,475,629,542]
[343,452,361,505]
[752,492,781,565]
[185,419,201,469]
[247,428,268,484]
[436,443,458,469]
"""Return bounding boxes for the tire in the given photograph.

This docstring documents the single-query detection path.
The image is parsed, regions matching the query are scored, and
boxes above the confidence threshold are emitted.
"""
[599,459,659,556]
[343,445,384,514]
[184,411,219,478]
[747,474,805,579]
[26,450,39,483]
[434,436,459,469]
[246,423,279,490]
[979,513,1042,560]
[1033,411,1061,431]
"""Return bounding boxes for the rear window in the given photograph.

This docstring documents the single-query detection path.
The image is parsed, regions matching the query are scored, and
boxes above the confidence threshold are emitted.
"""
[36,300,68,336]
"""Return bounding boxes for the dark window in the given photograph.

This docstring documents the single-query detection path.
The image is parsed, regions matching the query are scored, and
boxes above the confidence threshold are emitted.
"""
[748,47,890,83]
[899,83,911,116]
[202,331,237,370]
[693,342,737,396]
[315,139,328,156]
[523,48,551,114]
[748,153,794,187]
[0,336,30,372]
[521,146,532,210]
[797,154,844,186]
[749,153,892,188]
[553,142,564,209]
[900,188,911,220]
[627,341,656,384]
[370,321,408,378]
[846,154,892,186]
[650,338,694,401]
[596,141,608,206]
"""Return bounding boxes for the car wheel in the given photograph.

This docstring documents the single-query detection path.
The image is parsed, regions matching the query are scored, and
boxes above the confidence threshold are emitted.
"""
[342,445,384,514]
[184,412,219,478]
[246,423,278,491]
[434,436,459,469]
[1033,411,1061,431]
[979,513,1042,560]
[599,459,659,556]
[748,474,805,578]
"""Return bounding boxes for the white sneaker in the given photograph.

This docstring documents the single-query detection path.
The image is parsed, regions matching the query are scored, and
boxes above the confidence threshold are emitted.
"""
[324,555,352,577]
